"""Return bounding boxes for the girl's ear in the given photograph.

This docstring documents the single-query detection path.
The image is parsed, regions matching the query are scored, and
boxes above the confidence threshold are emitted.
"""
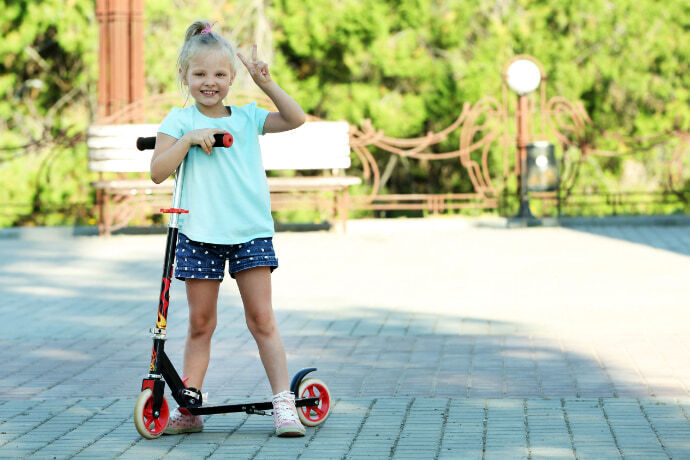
[179,68,188,86]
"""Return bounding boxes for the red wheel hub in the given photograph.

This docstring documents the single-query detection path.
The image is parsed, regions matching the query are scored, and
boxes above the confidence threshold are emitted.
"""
[142,393,169,435]
[299,382,330,422]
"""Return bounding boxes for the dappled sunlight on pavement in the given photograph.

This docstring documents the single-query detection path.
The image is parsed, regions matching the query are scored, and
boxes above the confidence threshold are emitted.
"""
[0,218,689,458]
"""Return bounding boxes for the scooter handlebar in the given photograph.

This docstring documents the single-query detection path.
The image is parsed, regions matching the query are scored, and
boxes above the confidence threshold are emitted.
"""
[136,133,233,151]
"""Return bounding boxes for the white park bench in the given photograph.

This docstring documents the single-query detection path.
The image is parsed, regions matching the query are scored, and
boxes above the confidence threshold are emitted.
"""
[87,121,361,235]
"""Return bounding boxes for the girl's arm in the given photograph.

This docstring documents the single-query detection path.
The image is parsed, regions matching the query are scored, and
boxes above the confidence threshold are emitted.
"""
[238,45,306,134]
[150,128,227,183]
[260,82,306,134]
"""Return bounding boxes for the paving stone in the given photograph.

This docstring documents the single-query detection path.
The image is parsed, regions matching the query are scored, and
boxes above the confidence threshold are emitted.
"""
[1,220,689,458]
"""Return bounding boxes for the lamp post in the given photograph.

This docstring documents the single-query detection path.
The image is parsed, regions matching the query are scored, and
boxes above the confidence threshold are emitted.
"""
[504,58,542,219]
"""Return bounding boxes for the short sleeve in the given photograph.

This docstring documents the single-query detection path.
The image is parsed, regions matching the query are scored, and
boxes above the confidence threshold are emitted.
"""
[158,107,184,139]
[248,102,270,136]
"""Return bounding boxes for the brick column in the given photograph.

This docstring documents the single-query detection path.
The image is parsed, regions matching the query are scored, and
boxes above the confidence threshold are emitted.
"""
[95,0,109,120]
[129,0,144,105]
[95,0,145,121]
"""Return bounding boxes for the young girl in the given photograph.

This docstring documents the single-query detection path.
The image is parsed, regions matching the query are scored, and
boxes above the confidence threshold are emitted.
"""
[150,20,307,437]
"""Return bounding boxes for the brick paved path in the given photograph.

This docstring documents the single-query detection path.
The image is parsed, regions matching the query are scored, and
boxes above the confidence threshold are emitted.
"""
[1,219,689,459]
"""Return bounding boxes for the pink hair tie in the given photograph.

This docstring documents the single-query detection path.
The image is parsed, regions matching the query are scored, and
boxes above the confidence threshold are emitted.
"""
[200,21,217,35]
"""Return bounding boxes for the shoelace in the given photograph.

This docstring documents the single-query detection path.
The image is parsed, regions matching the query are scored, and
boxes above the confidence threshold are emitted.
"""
[170,408,190,423]
[171,407,202,422]
[273,392,300,424]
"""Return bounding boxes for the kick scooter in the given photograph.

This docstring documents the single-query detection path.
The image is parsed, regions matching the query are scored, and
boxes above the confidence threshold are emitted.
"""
[132,133,331,439]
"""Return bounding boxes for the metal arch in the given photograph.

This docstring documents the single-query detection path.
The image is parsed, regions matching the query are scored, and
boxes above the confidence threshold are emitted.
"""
[348,97,509,209]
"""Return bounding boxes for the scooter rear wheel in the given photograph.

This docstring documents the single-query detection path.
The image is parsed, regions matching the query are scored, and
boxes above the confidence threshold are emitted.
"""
[133,388,170,439]
[297,378,331,426]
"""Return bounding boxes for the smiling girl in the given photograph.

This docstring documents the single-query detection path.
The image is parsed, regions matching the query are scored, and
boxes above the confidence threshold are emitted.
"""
[149,20,306,437]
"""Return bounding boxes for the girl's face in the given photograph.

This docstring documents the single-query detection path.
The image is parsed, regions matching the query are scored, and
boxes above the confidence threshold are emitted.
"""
[182,48,235,115]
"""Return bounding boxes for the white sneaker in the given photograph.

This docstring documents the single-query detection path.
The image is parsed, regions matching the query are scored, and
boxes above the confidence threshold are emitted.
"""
[272,391,306,437]
[163,407,203,435]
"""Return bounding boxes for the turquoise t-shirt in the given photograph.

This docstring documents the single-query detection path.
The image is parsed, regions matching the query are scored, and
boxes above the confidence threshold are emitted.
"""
[158,103,273,244]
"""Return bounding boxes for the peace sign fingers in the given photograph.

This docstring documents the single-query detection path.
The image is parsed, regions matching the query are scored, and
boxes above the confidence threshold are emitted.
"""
[238,44,272,86]
[236,44,255,69]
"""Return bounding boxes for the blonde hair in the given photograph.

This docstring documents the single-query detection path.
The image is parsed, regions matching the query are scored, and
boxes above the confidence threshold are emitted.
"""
[177,20,237,94]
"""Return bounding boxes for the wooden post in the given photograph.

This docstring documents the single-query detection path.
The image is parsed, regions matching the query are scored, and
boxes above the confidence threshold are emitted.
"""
[95,0,109,120]
[95,0,145,121]
[130,0,145,121]
[110,0,129,116]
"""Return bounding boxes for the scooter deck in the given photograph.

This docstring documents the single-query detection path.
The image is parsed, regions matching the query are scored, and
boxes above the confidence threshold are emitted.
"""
[187,397,321,415]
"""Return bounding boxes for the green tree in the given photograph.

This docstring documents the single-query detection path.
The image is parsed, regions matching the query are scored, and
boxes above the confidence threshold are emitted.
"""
[0,0,688,227]
[0,0,96,226]
[269,0,689,203]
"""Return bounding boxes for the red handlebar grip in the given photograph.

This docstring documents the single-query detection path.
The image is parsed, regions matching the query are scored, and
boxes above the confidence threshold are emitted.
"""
[160,208,189,214]
[222,132,234,147]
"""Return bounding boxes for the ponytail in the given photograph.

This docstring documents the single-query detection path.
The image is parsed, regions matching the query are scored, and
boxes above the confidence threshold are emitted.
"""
[184,20,214,42]
[177,20,236,93]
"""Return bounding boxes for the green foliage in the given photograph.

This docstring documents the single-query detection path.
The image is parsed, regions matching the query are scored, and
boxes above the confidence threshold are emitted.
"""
[0,0,96,226]
[0,0,96,132]
[268,0,689,216]
[0,144,92,227]
[0,0,688,227]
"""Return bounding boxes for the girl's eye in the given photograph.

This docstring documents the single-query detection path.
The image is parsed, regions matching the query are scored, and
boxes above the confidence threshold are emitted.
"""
[216,73,225,78]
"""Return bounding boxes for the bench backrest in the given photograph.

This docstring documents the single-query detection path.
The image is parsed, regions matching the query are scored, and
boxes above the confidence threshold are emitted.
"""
[87,121,351,173]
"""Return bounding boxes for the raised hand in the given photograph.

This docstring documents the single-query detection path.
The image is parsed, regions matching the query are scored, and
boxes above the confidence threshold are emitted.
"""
[237,44,272,86]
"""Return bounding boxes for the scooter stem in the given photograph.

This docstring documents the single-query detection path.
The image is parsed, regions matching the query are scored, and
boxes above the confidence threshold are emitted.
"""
[168,160,186,229]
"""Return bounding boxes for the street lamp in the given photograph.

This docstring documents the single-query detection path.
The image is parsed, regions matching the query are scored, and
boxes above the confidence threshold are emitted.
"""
[505,58,542,219]
[505,59,542,96]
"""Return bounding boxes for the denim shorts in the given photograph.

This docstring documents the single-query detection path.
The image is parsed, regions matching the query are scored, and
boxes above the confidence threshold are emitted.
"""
[174,233,278,281]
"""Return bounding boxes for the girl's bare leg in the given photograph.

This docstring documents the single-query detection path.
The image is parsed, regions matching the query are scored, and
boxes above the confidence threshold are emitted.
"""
[235,266,290,394]
[182,278,221,391]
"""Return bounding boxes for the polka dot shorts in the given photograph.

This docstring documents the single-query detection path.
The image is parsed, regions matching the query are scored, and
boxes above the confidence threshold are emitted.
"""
[174,233,278,281]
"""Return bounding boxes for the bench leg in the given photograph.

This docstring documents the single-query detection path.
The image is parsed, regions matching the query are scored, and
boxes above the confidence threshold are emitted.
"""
[96,188,108,236]
[102,190,112,236]
[335,188,349,234]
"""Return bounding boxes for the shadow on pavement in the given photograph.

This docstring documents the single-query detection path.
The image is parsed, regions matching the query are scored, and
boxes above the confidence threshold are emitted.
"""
[0,228,688,459]
[0,232,687,404]
[0,294,681,402]
[564,224,690,257]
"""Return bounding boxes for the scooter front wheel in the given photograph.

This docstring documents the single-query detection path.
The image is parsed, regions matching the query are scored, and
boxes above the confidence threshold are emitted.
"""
[298,378,331,426]
[133,388,170,439]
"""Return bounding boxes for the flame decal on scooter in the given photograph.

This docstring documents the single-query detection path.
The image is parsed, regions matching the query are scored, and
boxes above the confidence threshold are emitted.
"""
[157,267,173,329]
[157,312,167,329]
[149,346,157,371]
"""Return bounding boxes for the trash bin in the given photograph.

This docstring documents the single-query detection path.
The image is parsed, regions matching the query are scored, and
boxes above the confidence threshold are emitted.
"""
[526,141,558,192]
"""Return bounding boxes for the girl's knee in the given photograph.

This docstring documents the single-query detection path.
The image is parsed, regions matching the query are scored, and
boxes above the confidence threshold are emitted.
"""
[189,314,217,338]
[246,309,276,338]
